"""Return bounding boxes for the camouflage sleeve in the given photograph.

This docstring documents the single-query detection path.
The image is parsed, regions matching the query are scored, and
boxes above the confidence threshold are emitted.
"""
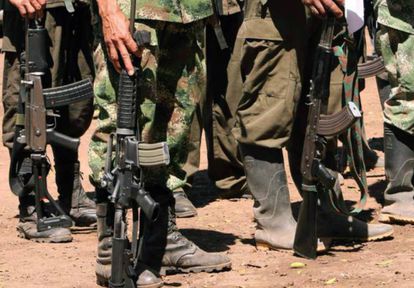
[375,0,414,34]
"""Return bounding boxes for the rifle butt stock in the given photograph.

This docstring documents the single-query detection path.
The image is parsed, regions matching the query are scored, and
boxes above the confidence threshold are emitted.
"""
[293,184,318,259]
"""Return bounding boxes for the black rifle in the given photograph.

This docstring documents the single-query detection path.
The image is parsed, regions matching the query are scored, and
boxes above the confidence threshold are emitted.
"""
[100,1,170,287]
[9,19,94,232]
[293,17,362,259]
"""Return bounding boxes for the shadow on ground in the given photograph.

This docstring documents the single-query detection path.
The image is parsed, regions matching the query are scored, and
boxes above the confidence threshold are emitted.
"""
[368,179,387,205]
[180,228,237,252]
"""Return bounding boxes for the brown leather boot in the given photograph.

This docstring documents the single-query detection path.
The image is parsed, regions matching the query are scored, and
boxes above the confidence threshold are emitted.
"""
[17,194,72,243]
[173,188,197,218]
[141,187,231,275]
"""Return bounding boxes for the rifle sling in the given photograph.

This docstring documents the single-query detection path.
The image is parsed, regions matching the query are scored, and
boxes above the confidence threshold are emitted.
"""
[43,78,94,108]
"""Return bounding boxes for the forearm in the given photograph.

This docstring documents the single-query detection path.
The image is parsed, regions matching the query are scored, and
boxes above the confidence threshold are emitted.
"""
[95,0,139,75]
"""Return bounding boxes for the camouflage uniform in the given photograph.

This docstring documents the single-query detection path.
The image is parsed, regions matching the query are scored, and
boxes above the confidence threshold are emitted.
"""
[375,0,414,134]
[89,0,211,192]
[374,0,414,224]
[94,2,231,285]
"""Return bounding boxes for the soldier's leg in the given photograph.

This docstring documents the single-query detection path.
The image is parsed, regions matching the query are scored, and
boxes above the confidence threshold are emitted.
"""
[205,13,247,198]
[138,21,231,275]
[288,20,392,243]
[235,33,302,250]
[45,6,96,227]
[2,12,72,242]
[376,27,414,224]
[174,116,199,218]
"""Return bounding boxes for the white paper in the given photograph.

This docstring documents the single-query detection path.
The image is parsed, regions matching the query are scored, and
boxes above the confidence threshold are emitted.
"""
[345,0,365,34]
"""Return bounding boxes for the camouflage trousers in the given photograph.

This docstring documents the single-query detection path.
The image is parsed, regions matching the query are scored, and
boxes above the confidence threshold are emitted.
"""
[89,21,206,191]
[377,26,414,134]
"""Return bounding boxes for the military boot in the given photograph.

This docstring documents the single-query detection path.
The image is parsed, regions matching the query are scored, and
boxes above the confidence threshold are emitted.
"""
[141,186,231,275]
[17,194,72,243]
[96,203,113,286]
[173,188,197,218]
[95,203,163,288]
[317,180,394,242]
[55,162,97,227]
[379,124,414,224]
[241,146,297,250]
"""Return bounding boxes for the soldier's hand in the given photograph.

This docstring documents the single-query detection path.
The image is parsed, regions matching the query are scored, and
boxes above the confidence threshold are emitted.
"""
[97,0,141,75]
[9,0,45,18]
[303,0,344,19]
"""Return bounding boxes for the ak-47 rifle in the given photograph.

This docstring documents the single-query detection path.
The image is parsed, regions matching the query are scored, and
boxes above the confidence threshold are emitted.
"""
[100,0,170,287]
[293,17,362,259]
[9,19,94,231]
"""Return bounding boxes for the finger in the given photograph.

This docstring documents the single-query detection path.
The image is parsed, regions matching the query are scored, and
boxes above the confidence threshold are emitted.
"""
[124,35,140,57]
[115,40,134,76]
[29,0,42,11]
[24,2,36,18]
[312,1,327,18]
[107,42,121,73]
[310,6,321,18]
[16,5,27,17]
[322,0,343,18]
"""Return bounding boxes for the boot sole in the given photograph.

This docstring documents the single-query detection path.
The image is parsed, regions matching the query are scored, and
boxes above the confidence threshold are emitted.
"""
[160,261,232,275]
[96,274,109,287]
[379,214,414,225]
[323,229,394,242]
[175,211,197,218]
[17,230,73,243]
[256,239,332,253]
[96,273,163,288]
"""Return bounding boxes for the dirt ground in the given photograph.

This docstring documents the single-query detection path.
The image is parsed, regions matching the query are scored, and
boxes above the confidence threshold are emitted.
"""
[1,43,414,288]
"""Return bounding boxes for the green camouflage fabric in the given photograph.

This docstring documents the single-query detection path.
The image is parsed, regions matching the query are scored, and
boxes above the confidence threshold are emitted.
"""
[375,0,414,34]
[115,0,213,24]
[89,21,206,191]
[375,0,414,134]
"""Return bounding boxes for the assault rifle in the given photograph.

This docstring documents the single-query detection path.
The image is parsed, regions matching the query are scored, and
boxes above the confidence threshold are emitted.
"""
[100,0,170,286]
[9,19,94,232]
[293,17,362,259]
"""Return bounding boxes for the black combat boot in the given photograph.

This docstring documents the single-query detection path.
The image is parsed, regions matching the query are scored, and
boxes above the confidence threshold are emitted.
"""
[141,186,231,275]
[173,188,197,218]
[241,146,298,250]
[287,134,393,245]
[317,178,394,242]
[17,193,73,243]
[95,202,163,288]
[379,124,414,224]
[55,161,97,227]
